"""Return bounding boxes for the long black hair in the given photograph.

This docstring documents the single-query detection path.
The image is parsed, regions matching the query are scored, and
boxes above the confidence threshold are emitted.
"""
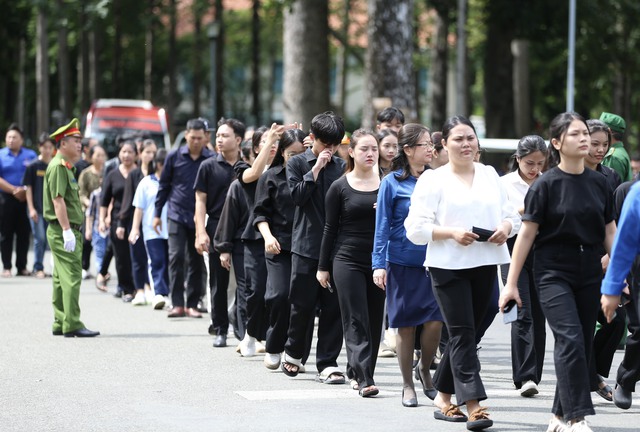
[390,123,430,181]
[547,112,588,169]
[510,135,548,172]
[270,129,307,169]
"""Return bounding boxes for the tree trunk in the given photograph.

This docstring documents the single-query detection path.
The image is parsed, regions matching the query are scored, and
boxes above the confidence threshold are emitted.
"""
[167,0,178,131]
[429,0,449,130]
[112,0,123,97]
[251,0,261,126]
[144,0,155,102]
[17,37,26,129]
[511,39,530,137]
[193,4,202,117]
[57,0,71,121]
[79,2,90,113]
[36,6,50,134]
[455,0,467,116]
[335,0,350,118]
[214,0,224,122]
[363,0,416,129]
[484,0,515,137]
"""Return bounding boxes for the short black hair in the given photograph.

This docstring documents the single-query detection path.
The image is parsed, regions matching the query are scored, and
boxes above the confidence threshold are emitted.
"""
[186,118,208,132]
[217,117,246,139]
[310,111,345,145]
[376,107,405,125]
[7,123,24,138]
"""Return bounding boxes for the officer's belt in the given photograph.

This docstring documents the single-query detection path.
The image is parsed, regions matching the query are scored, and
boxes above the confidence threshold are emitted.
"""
[49,220,83,231]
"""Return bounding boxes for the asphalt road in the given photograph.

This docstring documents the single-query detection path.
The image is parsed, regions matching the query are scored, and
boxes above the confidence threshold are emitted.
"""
[0,254,637,432]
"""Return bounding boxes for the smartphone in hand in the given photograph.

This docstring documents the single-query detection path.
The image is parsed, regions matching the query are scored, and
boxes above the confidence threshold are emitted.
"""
[503,299,518,324]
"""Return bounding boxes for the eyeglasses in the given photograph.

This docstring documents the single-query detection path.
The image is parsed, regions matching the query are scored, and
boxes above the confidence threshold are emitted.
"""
[415,141,434,149]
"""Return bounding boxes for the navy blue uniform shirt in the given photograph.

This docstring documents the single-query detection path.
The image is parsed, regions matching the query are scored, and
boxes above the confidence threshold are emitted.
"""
[155,145,212,229]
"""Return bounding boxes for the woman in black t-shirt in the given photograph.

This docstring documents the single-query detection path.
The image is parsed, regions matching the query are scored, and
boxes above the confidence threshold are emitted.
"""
[317,129,385,398]
[501,112,617,432]
[99,141,138,302]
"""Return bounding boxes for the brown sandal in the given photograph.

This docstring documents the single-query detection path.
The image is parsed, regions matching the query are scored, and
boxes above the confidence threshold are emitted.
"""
[434,404,468,422]
[467,406,493,431]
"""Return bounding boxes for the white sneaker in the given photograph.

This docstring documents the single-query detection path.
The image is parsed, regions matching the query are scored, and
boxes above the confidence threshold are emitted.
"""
[152,294,166,310]
[520,380,539,397]
[132,291,147,306]
[256,341,266,354]
[546,417,568,432]
[569,420,592,432]
[239,334,256,357]
[264,353,281,370]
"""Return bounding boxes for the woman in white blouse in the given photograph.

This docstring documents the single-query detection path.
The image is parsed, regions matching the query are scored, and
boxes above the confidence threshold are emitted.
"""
[405,116,520,431]
[500,136,548,398]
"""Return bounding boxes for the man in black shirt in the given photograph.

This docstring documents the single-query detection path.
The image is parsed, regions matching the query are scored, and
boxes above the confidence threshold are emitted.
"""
[154,119,212,318]
[23,134,56,277]
[281,112,346,383]
[194,118,246,347]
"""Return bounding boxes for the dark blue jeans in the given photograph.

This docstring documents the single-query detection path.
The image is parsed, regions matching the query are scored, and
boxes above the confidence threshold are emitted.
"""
[145,238,169,296]
[534,243,601,421]
[28,213,48,272]
[130,230,150,290]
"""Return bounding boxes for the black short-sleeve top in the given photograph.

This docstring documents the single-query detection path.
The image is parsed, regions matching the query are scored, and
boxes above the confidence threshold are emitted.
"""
[523,166,615,248]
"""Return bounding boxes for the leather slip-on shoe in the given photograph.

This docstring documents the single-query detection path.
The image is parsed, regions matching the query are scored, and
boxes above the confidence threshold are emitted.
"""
[64,328,100,338]
[185,307,202,318]
[213,334,227,347]
[52,329,63,336]
[613,383,632,410]
[167,306,186,318]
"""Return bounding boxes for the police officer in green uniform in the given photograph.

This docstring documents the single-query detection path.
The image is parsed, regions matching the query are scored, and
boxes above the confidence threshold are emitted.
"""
[600,112,633,182]
[45,118,99,337]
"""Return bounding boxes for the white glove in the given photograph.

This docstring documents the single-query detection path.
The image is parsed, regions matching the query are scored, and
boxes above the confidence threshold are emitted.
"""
[63,229,76,252]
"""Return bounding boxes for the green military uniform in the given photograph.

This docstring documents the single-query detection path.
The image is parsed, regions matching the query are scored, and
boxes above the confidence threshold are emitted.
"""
[602,142,632,182]
[44,144,85,334]
[600,112,633,182]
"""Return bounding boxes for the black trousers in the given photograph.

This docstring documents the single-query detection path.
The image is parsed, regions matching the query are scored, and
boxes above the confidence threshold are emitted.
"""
[81,222,92,272]
[534,244,601,421]
[431,265,496,405]
[285,253,343,372]
[130,230,150,290]
[109,222,134,295]
[0,194,30,272]
[501,261,547,388]
[230,241,247,340]
[589,307,626,390]
[617,282,640,392]
[207,224,230,335]
[244,239,268,340]
[100,240,114,277]
[264,250,292,354]
[167,219,204,309]
[333,256,385,387]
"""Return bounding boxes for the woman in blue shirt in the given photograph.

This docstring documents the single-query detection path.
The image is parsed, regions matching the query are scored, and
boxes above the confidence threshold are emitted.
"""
[372,123,443,407]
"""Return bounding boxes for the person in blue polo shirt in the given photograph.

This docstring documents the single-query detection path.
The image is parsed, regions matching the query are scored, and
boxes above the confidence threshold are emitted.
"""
[0,123,37,277]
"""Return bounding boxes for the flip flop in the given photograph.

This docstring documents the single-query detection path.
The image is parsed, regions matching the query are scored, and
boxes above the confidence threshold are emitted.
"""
[434,404,468,423]
[467,406,493,431]
[359,385,379,398]
[281,353,302,377]
[596,384,613,401]
[316,366,346,385]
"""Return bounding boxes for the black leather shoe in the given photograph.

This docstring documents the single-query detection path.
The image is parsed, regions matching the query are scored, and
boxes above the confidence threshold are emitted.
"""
[402,389,418,407]
[213,334,227,347]
[613,383,632,409]
[64,328,100,338]
[52,329,63,336]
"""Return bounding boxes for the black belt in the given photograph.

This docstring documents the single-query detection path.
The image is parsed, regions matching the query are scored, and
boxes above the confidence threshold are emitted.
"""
[49,220,82,231]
